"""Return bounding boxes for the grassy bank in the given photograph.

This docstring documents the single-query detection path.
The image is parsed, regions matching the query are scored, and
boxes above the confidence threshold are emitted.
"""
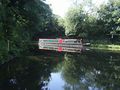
[90,44,120,51]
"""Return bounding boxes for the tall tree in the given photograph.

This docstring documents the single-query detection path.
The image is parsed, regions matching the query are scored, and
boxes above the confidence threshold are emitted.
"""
[0,0,53,63]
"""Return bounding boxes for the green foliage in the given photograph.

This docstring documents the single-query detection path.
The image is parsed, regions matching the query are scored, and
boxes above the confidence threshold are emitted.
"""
[98,0,120,34]
[0,0,65,63]
[65,6,85,36]
[64,0,120,41]
[40,15,65,38]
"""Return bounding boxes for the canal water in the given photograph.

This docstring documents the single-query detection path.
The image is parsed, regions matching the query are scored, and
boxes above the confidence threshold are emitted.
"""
[0,50,120,90]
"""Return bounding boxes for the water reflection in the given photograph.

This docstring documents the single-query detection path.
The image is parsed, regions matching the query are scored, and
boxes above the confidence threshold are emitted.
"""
[0,53,64,90]
[0,50,120,90]
[61,51,120,90]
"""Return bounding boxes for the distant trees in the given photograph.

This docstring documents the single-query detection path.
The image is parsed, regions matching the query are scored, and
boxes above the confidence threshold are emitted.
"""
[38,15,65,38]
[64,0,120,41]
[65,6,86,37]
[97,0,120,41]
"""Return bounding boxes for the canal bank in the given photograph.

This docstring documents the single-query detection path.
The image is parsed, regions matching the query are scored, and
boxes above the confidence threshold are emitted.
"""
[90,44,120,51]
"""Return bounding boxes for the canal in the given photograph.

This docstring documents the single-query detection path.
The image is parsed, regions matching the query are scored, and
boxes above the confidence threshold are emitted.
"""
[0,49,120,90]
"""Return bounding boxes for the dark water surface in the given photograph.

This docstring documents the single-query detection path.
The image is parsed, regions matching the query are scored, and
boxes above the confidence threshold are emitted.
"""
[0,50,120,90]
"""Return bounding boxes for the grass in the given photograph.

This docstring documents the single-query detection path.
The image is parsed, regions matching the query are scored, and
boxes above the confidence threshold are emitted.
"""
[90,44,120,51]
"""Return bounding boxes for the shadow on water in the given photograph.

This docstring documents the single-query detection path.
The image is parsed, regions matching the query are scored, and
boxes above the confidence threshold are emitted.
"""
[0,53,64,90]
[0,50,120,90]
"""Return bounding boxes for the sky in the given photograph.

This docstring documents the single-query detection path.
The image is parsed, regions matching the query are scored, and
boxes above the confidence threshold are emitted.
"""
[46,0,72,17]
[46,0,108,17]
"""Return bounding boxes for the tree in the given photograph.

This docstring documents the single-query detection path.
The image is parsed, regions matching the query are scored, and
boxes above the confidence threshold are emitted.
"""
[97,0,120,41]
[64,6,87,37]
[64,0,120,42]
[0,0,54,63]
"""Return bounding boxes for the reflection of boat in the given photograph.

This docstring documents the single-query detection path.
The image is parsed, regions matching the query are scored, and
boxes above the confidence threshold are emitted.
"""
[39,43,83,48]
[39,46,82,53]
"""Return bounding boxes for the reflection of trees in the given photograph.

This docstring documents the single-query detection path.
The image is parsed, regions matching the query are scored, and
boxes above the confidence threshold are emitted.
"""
[0,54,62,90]
[62,51,120,90]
